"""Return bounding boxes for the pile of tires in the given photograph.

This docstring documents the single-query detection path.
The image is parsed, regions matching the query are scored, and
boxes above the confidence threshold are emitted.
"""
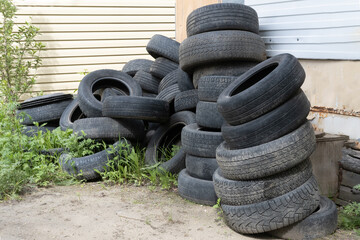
[214,53,337,239]
[177,3,267,206]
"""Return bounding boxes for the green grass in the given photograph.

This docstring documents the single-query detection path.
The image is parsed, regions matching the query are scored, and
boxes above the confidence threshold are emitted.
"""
[339,202,360,235]
[0,101,179,200]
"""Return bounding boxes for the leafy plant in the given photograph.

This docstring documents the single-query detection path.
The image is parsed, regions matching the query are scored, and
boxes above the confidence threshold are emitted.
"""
[0,0,45,103]
[339,202,360,235]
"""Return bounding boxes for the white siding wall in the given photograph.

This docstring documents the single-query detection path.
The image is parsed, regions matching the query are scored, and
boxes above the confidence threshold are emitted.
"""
[245,0,360,60]
[13,0,175,94]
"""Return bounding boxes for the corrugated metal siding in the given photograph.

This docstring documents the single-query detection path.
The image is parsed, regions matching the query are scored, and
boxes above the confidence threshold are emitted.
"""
[245,0,360,60]
[13,0,175,94]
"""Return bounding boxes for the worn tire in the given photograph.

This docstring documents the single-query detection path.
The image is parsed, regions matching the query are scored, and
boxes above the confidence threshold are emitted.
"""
[156,84,181,104]
[145,111,196,173]
[178,169,217,206]
[186,3,259,36]
[19,93,73,110]
[158,69,179,93]
[181,123,223,158]
[196,101,225,129]
[59,140,130,180]
[150,57,179,79]
[146,34,180,63]
[218,54,306,125]
[122,59,153,76]
[213,159,312,205]
[340,154,360,174]
[176,69,193,91]
[78,69,142,117]
[133,70,160,94]
[18,99,73,125]
[185,154,218,180]
[198,76,237,102]
[102,96,169,123]
[222,176,320,234]
[60,98,86,130]
[73,117,145,141]
[179,30,266,72]
[216,121,316,180]
[22,125,57,137]
[221,89,310,149]
[174,89,198,112]
[269,196,337,240]
[193,61,257,88]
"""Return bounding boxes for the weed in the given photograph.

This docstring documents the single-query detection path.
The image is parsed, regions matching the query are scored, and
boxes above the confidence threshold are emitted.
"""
[339,202,360,234]
[213,198,223,221]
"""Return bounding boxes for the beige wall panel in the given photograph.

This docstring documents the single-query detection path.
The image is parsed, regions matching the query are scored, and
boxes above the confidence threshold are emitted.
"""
[301,59,360,112]
[14,0,175,7]
[33,63,126,75]
[36,74,84,84]
[175,0,220,42]
[39,48,148,58]
[32,82,80,92]
[42,39,149,50]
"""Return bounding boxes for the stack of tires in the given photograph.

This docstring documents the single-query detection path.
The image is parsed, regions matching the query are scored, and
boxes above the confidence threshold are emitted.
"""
[213,53,337,239]
[176,3,267,206]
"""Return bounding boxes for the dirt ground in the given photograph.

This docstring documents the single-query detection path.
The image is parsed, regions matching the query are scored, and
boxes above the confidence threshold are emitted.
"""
[0,183,359,240]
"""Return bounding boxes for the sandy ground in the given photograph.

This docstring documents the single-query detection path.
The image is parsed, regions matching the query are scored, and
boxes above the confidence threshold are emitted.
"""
[0,183,359,240]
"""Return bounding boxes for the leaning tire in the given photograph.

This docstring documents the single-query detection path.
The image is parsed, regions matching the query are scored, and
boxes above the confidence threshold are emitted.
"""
[185,154,218,180]
[73,117,145,141]
[186,3,259,37]
[179,30,266,72]
[146,34,180,63]
[217,53,306,125]
[145,111,196,173]
[59,140,130,181]
[102,96,169,123]
[174,89,198,112]
[222,176,320,234]
[60,98,85,130]
[78,69,142,117]
[122,59,153,76]
[150,57,179,79]
[178,169,217,206]
[213,159,313,205]
[133,70,160,94]
[158,69,179,93]
[216,121,316,180]
[196,101,225,129]
[221,89,310,149]
[269,196,337,240]
[181,123,223,158]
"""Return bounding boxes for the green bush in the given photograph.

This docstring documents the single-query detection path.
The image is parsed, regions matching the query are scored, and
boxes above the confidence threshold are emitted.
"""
[339,202,360,235]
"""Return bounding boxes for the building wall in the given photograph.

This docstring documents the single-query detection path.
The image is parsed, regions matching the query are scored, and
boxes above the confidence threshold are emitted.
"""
[14,0,175,95]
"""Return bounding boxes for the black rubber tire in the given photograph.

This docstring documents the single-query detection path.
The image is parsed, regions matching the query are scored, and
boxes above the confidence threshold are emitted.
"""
[179,30,266,72]
[73,117,145,141]
[102,96,169,123]
[142,91,157,98]
[181,123,223,158]
[216,121,316,180]
[19,93,73,110]
[122,59,153,76]
[133,70,160,94]
[186,3,259,37]
[218,54,306,125]
[213,159,313,206]
[150,57,179,79]
[40,148,65,156]
[174,89,198,112]
[176,69,193,91]
[222,176,320,234]
[196,101,225,129]
[158,69,179,93]
[269,196,337,240]
[198,76,237,102]
[146,34,180,63]
[59,140,129,180]
[156,84,181,104]
[185,154,218,180]
[193,61,258,88]
[178,169,217,206]
[22,125,57,137]
[18,99,73,125]
[221,89,310,149]
[78,69,142,117]
[60,98,86,131]
[100,88,122,102]
[340,155,360,174]
[145,111,196,173]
